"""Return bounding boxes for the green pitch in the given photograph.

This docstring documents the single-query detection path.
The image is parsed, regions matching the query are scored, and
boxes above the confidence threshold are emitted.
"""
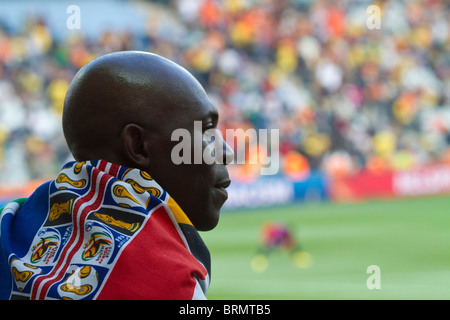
[202,196,450,300]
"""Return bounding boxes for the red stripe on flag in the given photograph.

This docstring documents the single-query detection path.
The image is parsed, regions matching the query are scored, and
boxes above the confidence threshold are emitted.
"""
[97,206,208,300]
[32,166,110,299]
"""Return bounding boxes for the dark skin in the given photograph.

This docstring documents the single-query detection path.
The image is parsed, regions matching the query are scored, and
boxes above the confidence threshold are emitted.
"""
[62,51,233,231]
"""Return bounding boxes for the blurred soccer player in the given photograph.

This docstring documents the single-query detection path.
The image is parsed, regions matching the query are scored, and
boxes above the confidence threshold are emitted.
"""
[251,221,312,272]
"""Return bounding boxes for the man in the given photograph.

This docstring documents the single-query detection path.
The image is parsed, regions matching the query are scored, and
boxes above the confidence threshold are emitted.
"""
[0,51,233,300]
[250,221,312,273]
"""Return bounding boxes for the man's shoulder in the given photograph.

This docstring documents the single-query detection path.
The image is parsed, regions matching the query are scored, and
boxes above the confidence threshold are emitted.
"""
[0,198,28,216]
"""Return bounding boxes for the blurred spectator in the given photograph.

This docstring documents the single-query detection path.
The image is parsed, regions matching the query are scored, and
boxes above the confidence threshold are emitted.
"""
[0,0,449,186]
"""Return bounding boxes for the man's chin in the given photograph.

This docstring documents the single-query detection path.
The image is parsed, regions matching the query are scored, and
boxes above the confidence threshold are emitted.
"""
[194,208,221,232]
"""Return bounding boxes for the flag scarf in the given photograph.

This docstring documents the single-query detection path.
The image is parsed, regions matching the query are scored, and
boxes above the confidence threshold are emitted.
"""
[0,160,210,300]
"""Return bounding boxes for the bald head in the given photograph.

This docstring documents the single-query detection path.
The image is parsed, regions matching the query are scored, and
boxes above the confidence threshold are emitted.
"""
[62,50,231,231]
[63,51,205,162]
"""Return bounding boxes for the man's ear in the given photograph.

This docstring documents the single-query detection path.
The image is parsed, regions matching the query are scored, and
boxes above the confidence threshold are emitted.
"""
[121,123,150,168]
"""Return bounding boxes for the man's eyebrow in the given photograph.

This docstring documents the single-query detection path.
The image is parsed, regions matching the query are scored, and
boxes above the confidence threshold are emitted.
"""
[204,108,219,123]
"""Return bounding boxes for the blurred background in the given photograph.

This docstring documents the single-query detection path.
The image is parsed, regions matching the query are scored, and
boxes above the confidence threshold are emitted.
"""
[0,0,449,299]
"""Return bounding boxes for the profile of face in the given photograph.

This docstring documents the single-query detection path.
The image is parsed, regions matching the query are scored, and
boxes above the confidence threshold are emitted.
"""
[63,51,234,231]
[141,77,234,231]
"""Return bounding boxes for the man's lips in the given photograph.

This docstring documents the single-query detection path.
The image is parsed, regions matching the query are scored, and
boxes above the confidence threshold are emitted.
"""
[214,179,231,200]
[215,179,231,189]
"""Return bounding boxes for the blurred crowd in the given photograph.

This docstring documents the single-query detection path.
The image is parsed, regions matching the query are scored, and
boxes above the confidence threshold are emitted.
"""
[0,0,449,185]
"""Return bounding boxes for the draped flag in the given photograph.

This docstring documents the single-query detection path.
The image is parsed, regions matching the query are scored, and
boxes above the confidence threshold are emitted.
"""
[0,160,210,300]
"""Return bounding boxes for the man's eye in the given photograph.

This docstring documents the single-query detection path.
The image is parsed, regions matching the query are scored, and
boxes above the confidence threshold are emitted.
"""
[203,122,215,132]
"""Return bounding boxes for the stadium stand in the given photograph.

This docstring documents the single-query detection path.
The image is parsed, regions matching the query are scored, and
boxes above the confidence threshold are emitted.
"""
[0,0,449,205]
